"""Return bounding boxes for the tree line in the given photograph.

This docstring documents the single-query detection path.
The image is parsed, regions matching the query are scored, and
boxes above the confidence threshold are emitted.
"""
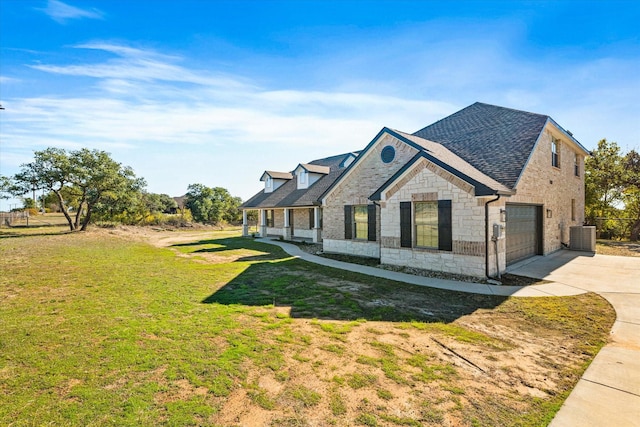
[0,148,243,231]
[585,139,640,240]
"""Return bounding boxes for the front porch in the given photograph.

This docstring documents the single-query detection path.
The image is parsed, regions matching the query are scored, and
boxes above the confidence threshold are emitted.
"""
[242,206,323,243]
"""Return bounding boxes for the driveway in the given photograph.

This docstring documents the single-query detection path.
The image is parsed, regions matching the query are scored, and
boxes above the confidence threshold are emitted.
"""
[507,250,640,427]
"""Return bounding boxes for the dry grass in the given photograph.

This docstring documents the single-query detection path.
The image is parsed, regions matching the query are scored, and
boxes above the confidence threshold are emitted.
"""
[596,240,640,257]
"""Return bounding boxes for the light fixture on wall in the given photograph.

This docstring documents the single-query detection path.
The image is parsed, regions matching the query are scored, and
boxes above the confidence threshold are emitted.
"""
[546,209,553,218]
[500,209,507,222]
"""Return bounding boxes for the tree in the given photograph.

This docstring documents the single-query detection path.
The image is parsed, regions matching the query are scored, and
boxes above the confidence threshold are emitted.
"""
[185,184,241,224]
[585,139,625,225]
[22,198,36,210]
[623,150,640,240]
[0,175,12,200]
[12,148,145,231]
[144,193,178,214]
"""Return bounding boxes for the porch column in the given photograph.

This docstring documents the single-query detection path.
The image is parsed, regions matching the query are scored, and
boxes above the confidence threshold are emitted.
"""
[260,209,267,237]
[312,206,322,243]
[283,208,292,240]
[242,210,249,236]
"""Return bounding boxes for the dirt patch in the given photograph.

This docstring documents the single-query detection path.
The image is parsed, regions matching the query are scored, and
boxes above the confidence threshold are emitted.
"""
[597,239,640,257]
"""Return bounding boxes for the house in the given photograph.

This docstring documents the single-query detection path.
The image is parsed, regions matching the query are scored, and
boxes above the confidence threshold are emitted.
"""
[241,102,589,279]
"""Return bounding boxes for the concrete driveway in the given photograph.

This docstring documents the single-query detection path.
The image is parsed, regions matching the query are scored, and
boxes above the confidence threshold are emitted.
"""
[507,250,640,427]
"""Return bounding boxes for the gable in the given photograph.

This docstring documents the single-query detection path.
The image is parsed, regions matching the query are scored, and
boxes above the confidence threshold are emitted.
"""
[321,129,421,206]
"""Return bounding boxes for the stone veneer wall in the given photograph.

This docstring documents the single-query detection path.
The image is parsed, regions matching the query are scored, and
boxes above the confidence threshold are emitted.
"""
[322,133,419,241]
[323,239,380,258]
[381,160,503,277]
[508,124,586,254]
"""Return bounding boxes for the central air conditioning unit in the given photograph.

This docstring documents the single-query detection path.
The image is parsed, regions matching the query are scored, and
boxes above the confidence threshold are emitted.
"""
[570,226,596,252]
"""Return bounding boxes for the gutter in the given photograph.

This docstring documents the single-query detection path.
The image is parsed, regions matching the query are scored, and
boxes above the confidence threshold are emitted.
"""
[484,194,501,280]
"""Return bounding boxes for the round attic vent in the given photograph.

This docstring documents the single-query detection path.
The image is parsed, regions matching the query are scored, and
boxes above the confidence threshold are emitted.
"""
[381,145,395,163]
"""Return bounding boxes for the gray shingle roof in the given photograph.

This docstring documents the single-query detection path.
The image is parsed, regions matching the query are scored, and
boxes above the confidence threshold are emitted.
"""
[241,152,355,209]
[412,102,550,189]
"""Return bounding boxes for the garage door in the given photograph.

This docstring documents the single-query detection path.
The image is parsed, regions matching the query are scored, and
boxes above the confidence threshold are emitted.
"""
[506,204,542,265]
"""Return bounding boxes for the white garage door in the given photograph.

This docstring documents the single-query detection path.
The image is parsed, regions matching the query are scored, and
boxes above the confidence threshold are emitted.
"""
[506,204,542,265]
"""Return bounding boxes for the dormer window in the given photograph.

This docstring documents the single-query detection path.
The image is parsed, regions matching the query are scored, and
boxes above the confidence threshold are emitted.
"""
[299,170,307,185]
[261,171,292,193]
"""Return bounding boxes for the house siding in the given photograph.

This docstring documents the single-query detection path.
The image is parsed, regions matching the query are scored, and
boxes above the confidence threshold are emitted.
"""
[382,162,499,277]
[323,134,420,241]
[508,124,585,254]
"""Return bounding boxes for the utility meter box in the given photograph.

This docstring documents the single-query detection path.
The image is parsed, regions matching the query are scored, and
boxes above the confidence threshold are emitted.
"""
[492,223,504,239]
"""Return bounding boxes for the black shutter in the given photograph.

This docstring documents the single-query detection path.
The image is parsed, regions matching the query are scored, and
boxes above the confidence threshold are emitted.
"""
[270,210,275,227]
[438,200,452,251]
[309,208,314,229]
[367,204,376,241]
[344,205,352,239]
[400,202,412,248]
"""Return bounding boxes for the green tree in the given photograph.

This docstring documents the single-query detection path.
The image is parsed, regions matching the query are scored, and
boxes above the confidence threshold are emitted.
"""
[185,184,240,224]
[12,148,145,231]
[623,150,640,240]
[144,193,178,214]
[585,139,625,226]
[22,198,36,209]
[0,175,12,200]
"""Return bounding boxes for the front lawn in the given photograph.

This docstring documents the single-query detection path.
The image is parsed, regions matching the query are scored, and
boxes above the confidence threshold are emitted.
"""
[0,228,615,426]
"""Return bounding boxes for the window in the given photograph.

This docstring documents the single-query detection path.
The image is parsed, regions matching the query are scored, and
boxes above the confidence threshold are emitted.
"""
[299,170,307,184]
[266,209,274,227]
[551,137,560,168]
[344,204,376,241]
[415,202,439,248]
[400,200,452,251]
[353,205,368,239]
[574,153,580,177]
[571,199,576,221]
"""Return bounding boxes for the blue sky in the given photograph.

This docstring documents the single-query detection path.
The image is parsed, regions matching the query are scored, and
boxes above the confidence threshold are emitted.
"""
[1,0,639,209]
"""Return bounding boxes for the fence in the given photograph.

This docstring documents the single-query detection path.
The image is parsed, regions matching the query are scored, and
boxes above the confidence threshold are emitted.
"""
[0,211,30,227]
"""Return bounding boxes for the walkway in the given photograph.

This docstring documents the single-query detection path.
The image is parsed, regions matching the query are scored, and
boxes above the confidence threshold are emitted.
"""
[257,238,640,427]
[257,237,584,297]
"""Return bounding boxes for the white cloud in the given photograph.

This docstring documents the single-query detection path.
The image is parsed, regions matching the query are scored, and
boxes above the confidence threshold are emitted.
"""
[3,38,638,202]
[38,0,104,24]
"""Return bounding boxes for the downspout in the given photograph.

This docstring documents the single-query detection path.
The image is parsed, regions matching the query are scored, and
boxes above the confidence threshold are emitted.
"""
[485,194,501,281]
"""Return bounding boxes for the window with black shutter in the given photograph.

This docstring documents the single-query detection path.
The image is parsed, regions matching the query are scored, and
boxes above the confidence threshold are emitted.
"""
[344,205,352,239]
[402,200,452,251]
[400,201,412,248]
[367,204,376,241]
[437,200,452,251]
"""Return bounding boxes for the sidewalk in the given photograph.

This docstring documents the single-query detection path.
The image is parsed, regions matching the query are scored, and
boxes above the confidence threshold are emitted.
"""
[257,238,640,427]
[256,237,585,297]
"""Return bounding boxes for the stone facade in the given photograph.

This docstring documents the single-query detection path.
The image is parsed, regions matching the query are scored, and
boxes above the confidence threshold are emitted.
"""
[322,134,419,241]
[505,123,586,254]
[381,159,502,277]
